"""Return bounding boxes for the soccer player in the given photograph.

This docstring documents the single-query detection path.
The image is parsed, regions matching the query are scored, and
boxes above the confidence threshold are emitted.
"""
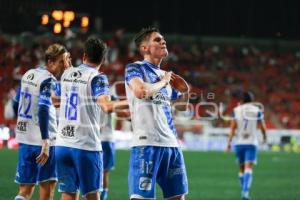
[13,44,69,200]
[55,38,127,200]
[100,94,129,200]
[125,27,190,200]
[226,91,267,200]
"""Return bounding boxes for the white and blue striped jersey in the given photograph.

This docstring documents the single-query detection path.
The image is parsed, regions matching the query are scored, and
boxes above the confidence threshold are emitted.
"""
[125,60,181,147]
[56,64,110,151]
[15,66,57,146]
[233,103,263,146]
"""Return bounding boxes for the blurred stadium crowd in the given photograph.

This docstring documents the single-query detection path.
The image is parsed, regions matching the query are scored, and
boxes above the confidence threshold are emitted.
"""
[0,29,299,146]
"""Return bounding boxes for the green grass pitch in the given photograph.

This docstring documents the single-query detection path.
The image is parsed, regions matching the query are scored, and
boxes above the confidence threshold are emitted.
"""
[0,149,299,199]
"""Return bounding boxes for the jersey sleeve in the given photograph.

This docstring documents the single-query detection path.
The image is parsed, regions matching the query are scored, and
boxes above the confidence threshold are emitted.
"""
[13,86,21,103]
[91,74,111,97]
[39,78,54,107]
[171,88,182,100]
[257,111,264,122]
[53,81,61,97]
[125,63,144,84]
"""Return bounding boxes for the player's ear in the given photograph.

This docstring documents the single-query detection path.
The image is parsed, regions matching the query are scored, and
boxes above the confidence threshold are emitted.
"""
[139,42,148,54]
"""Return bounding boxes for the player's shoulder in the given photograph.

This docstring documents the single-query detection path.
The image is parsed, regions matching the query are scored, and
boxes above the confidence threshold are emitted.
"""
[126,61,143,68]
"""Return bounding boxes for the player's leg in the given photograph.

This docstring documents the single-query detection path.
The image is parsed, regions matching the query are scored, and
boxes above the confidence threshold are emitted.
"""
[39,180,56,200]
[101,171,109,200]
[61,192,80,200]
[128,146,159,199]
[101,141,116,200]
[241,145,257,200]
[75,149,102,200]
[15,184,35,200]
[38,146,57,200]
[55,146,80,200]
[158,147,188,200]
[15,144,39,200]
[234,145,246,190]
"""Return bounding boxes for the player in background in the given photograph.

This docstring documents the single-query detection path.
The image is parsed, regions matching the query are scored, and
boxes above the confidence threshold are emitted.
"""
[125,27,190,200]
[13,44,69,200]
[226,91,267,200]
[55,38,127,200]
[99,92,130,200]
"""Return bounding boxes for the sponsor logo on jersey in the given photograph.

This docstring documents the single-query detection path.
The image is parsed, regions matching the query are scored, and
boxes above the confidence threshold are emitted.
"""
[151,92,170,105]
[139,177,152,191]
[17,121,28,132]
[61,125,75,137]
[27,73,35,80]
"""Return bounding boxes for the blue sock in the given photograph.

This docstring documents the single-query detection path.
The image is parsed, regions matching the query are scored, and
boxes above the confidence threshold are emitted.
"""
[242,169,253,198]
[15,195,26,200]
[101,188,108,200]
[239,172,244,189]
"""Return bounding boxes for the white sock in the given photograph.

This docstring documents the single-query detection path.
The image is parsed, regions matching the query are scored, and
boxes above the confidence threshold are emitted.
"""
[15,195,26,200]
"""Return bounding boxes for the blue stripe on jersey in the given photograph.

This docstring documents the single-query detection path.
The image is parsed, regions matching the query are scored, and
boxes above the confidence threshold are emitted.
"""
[91,74,110,97]
[38,78,53,107]
[162,104,177,135]
[125,63,144,84]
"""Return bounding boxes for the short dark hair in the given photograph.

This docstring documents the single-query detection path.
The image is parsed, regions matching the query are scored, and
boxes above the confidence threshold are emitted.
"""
[134,27,160,49]
[84,37,107,65]
[45,43,67,63]
[242,91,254,103]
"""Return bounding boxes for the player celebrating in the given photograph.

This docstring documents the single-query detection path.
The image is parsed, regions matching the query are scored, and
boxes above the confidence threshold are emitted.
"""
[13,44,69,200]
[226,91,267,200]
[125,27,190,200]
[55,38,127,200]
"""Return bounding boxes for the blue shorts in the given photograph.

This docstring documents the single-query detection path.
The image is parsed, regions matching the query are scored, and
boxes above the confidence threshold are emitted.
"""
[234,144,257,165]
[128,146,188,199]
[15,143,57,184]
[55,146,103,196]
[101,141,115,171]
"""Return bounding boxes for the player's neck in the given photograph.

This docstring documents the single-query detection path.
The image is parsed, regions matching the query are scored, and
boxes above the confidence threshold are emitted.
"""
[144,57,162,67]
[83,61,100,70]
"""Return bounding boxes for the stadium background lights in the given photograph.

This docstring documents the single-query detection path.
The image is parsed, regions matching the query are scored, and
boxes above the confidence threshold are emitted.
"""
[40,10,89,34]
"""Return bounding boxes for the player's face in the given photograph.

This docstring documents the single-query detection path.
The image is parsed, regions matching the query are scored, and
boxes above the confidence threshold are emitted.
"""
[146,32,168,58]
[48,54,65,76]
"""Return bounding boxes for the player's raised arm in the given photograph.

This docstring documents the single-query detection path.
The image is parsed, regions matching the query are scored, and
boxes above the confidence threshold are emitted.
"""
[125,63,172,99]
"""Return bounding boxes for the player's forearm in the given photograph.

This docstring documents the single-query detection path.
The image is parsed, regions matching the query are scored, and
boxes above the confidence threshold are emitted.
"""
[101,100,128,113]
[142,80,168,98]
[38,105,50,139]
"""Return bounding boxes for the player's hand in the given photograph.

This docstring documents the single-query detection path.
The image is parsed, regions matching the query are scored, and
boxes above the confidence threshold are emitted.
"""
[36,139,50,166]
[170,73,189,93]
[63,52,72,69]
[225,143,231,152]
[161,71,172,86]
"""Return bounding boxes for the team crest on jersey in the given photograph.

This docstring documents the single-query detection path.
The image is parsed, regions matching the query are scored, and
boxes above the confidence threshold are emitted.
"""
[70,71,82,79]
[139,177,152,191]
[17,121,28,132]
[61,125,75,137]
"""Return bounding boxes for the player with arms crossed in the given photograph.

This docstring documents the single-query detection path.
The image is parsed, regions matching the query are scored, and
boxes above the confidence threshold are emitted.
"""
[55,38,127,200]
[125,27,189,200]
[13,44,69,200]
[226,91,267,200]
